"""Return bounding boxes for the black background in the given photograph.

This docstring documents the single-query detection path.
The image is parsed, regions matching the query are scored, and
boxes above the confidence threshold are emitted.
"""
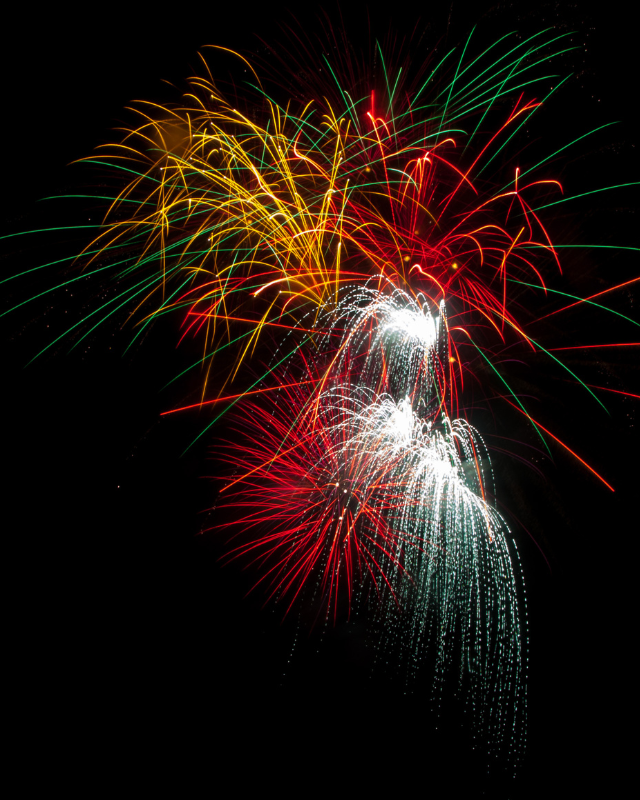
[2,2,637,795]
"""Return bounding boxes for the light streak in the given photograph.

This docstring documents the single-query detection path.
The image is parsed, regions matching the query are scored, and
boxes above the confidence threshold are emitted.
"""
[548,343,640,351]
[8,24,636,773]
[219,289,526,757]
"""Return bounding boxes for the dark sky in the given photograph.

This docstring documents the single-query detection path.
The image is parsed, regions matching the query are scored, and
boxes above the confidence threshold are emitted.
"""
[2,2,637,795]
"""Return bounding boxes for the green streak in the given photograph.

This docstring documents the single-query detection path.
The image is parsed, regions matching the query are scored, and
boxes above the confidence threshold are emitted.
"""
[322,56,363,137]
[507,277,640,328]
[412,48,456,108]
[437,28,475,139]
[467,339,551,454]
[78,159,161,182]
[161,326,258,389]
[531,182,640,211]
[41,195,156,206]
[1,253,141,317]
[526,336,608,413]
[26,267,173,364]
[512,122,618,187]
[0,225,100,242]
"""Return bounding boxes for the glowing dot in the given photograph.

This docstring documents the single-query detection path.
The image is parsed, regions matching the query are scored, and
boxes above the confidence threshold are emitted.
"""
[452,262,458,269]
[404,255,410,262]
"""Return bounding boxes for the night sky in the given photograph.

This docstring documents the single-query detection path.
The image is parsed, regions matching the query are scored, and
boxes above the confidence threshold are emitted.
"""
[2,2,637,795]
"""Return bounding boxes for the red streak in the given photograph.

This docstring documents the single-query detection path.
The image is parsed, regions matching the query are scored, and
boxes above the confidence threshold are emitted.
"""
[504,399,614,492]
[586,384,640,400]
[537,276,640,321]
[161,379,319,415]
[548,343,640,351]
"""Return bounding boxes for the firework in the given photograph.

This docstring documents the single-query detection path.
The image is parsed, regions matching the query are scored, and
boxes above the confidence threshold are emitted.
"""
[5,29,600,408]
[218,284,525,758]
[3,20,637,774]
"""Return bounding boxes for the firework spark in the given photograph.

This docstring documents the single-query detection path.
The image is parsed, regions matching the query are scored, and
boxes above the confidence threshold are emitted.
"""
[217,286,525,758]
[3,21,637,774]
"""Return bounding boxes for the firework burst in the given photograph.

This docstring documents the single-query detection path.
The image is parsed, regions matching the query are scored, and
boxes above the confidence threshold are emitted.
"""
[217,281,526,759]
[3,18,637,777]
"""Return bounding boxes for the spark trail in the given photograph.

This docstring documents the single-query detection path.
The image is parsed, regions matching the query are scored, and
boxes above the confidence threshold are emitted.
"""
[4,22,636,773]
